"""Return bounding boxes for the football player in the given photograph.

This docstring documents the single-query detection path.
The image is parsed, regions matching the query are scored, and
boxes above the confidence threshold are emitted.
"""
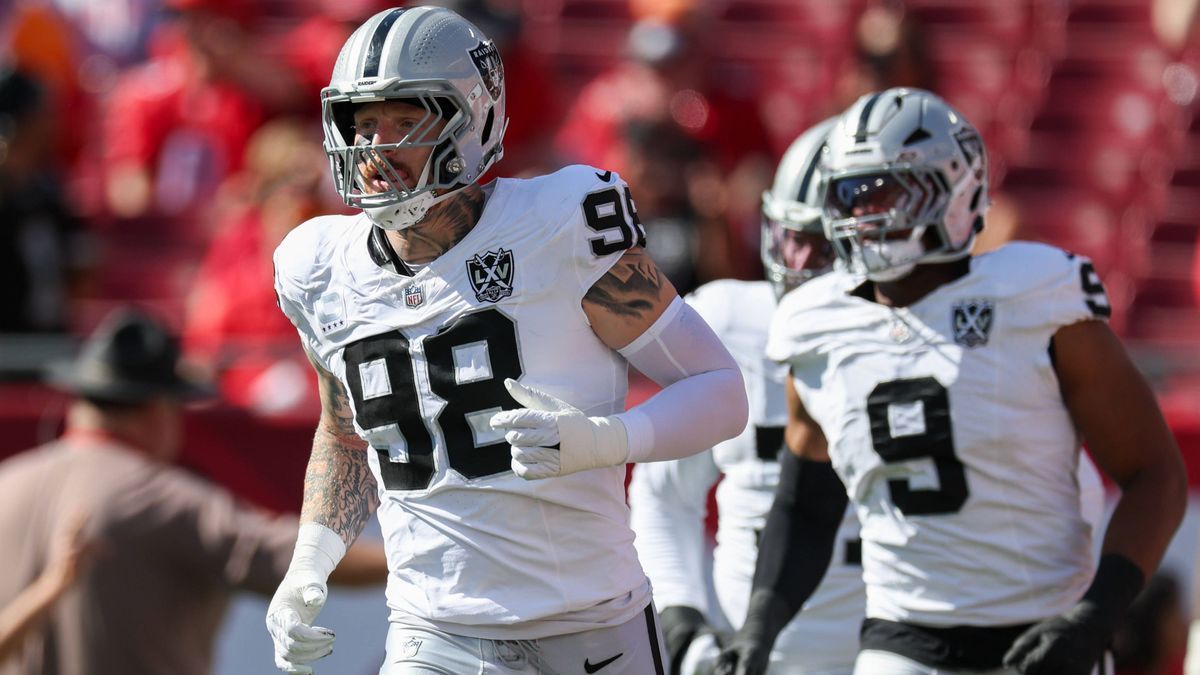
[263,7,749,674]
[632,114,1110,675]
[628,118,865,675]
[716,88,1186,675]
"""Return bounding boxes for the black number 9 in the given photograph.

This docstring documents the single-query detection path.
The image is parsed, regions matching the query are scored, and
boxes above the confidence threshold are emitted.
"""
[583,187,646,256]
[1078,261,1111,318]
[865,377,968,516]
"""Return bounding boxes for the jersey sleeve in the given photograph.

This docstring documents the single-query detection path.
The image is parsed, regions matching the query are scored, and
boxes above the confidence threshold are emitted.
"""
[765,286,818,369]
[994,243,1112,333]
[628,451,722,613]
[1054,252,1112,325]
[272,219,329,364]
[559,166,648,296]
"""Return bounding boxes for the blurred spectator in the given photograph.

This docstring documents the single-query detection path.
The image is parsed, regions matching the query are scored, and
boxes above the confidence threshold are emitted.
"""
[1193,228,1200,309]
[0,68,92,333]
[833,0,935,110]
[618,119,735,294]
[48,0,162,65]
[3,3,94,168]
[274,0,385,106]
[100,0,302,223]
[182,118,332,414]
[555,4,773,276]
[0,308,387,675]
[555,8,772,176]
[1114,572,1189,675]
[0,514,96,664]
[1154,0,1200,53]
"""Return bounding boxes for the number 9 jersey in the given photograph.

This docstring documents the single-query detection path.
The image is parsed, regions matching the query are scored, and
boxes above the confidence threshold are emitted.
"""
[765,242,1112,628]
[273,165,652,639]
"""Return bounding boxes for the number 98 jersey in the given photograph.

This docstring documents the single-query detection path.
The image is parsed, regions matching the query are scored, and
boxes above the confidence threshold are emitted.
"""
[765,242,1112,627]
[274,166,652,639]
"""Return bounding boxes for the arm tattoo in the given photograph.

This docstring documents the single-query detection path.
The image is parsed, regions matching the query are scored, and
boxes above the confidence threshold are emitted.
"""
[301,352,378,546]
[582,247,665,319]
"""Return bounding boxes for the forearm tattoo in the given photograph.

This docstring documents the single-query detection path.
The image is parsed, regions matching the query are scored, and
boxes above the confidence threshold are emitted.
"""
[302,353,378,546]
[582,247,666,320]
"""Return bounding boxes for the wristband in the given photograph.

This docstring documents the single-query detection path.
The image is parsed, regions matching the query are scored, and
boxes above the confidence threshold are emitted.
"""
[291,522,347,579]
[1081,554,1144,627]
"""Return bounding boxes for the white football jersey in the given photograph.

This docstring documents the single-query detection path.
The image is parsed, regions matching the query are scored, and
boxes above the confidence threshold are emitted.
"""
[275,166,653,640]
[766,242,1112,627]
[630,279,863,673]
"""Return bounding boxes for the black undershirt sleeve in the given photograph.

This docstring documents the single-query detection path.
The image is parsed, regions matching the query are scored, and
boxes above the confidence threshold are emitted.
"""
[740,452,849,651]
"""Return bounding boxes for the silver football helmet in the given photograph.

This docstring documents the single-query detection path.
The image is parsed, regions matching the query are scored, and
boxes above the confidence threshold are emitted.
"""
[761,117,837,297]
[820,88,988,281]
[322,6,508,230]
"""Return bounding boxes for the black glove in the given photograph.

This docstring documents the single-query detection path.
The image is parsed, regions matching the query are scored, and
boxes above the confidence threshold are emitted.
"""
[712,633,770,675]
[710,590,794,675]
[660,606,710,675]
[1003,554,1144,675]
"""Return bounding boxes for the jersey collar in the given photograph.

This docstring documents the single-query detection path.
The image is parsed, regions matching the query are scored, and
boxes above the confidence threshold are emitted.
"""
[367,224,417,277]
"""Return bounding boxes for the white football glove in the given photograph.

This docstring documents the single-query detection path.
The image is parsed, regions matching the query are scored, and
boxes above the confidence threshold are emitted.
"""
[490,378,630,479]
[266,523,346,674]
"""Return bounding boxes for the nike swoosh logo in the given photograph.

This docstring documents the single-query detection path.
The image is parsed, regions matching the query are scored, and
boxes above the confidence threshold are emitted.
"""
[584,653,622,673]
[595,170,612,182]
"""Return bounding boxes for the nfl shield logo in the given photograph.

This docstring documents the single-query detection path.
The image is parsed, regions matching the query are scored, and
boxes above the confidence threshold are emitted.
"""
[466,248,515,303]
[952,299,994,348]
[404,284,424,309]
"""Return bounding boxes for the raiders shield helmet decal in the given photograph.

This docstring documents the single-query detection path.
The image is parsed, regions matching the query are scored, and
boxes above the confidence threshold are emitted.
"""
[469,40,503,101]
[467,248,514,303]
[952,299,993,348]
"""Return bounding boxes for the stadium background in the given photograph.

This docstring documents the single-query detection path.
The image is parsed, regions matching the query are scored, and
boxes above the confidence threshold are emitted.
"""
[2,0,1200,672]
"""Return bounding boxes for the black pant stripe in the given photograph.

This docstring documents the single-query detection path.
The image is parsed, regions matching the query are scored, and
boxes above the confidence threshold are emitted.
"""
[643,604,666,675]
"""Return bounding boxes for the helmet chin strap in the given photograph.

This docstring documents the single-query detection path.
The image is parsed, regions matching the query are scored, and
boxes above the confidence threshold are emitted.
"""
[857,231,924,282]
[865,261,917,283]
[366,191,438,230]
[363,150,456,231]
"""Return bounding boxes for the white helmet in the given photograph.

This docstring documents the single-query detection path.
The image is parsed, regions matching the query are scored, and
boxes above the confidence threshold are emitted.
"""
[322,6,507,230]
[761,117,837,297]
[820,88,988,281]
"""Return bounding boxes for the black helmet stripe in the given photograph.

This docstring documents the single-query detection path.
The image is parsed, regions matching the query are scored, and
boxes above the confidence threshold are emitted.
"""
[854,91,885,143]
[362,8,405,78]
[796,141,827,202]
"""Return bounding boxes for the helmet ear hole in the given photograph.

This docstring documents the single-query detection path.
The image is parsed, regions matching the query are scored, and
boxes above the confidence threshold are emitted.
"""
[332,101,361,144]
[481,107,495,146]
[973,216,984,233]
[970,185,983,212]
[431,96,457,120]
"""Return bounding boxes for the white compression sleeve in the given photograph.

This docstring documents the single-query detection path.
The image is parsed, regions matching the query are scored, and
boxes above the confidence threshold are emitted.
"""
[616,297,747,463]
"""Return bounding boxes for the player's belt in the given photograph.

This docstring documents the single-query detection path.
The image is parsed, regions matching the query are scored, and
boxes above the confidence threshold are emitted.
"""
[860,618,1034,670]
